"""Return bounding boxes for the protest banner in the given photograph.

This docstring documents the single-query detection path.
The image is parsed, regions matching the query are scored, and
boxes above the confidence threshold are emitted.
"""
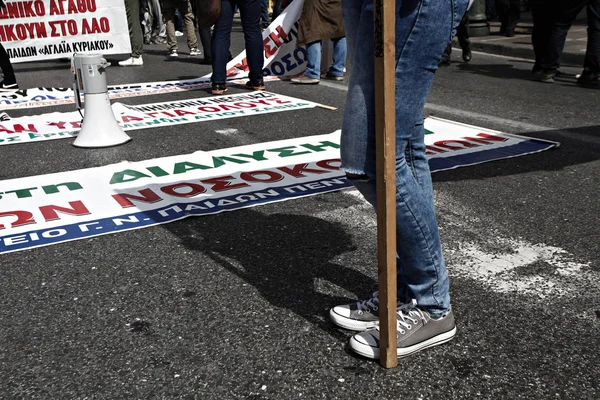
[0,91,318,145]
[0,0,131,62]
[0,0,306,111]
[0,121,558,255]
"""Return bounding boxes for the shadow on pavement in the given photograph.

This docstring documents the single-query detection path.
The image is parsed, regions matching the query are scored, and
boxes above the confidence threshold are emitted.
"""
[164,208,377,339]
[433,125,600,182]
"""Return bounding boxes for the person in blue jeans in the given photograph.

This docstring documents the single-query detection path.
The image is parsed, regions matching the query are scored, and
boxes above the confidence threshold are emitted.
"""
[328,0,468,360]
[211,0,265,94]
[260,0,270,29]
[291,0,346,84]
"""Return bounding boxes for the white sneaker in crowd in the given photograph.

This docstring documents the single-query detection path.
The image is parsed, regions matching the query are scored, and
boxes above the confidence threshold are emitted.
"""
[118,56,143,66]
[175,31,183,36]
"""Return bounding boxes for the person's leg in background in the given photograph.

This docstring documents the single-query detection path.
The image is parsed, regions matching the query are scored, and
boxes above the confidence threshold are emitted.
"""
[505,0,521,36]
[457,12,471,62]
[291,40,322,83]
[150,0,167,43]
[260,0,270,28]
[271,0,282,21]
[119,0,144,66]
[180,0,199,54]
[545,0,587,77]
[141,0,153,44]
[163,0,180,57]
[530,0,557,82]
[578,0,600,85]
[211,0,235,93]
[199,27,213,63]
[0,43,18,89]
[237,0,265,87]
[324,36,346,80]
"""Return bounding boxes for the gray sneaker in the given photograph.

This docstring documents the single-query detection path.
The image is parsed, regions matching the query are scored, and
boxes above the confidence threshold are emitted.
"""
[349,300,456,359]
[330,292,382,331]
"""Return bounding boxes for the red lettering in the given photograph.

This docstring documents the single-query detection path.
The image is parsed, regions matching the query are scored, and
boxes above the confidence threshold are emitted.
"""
[121,115,144,123]
[0,210,35,229]
[433,140,479,150]
[39,200,90,221]
[239,170,283,183]
[48,121,67,129]
[278,163,328,178]
[315,159,341,170]
[12,124,38,133]
[112,188,162,208]
[174,109,195,116]
[160,183,206,197]
[200,176,249,192]
[463,133,508,145]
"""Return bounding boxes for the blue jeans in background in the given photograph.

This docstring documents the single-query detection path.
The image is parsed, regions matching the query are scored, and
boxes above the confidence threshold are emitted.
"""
[212,0,264,84]
[340,0,468,316]
[304,37,347,79]
[260,0,270,26]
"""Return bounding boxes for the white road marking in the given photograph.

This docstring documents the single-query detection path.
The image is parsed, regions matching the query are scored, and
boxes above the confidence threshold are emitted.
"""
[315,189,595,299]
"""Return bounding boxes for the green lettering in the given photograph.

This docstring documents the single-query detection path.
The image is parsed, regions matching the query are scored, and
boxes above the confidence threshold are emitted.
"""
[109,169,152,185]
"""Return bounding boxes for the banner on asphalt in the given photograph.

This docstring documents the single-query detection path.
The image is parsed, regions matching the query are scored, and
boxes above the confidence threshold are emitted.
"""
[0,0,131,63]
[0,119,558,255]
[0,91,318,146]
[0,0,306,110]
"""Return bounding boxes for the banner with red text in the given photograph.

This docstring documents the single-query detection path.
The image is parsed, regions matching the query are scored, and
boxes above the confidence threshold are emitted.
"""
[0,121,558,254]
[0,0,305,110]
[0,91,318,145]
[0,0,131,63]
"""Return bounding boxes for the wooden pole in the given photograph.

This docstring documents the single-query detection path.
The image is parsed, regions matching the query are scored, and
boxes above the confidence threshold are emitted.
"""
[374,0,397,368]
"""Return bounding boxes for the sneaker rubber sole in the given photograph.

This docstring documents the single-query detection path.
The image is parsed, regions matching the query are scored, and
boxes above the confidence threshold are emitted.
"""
[349,326,457,359]
[329,308,379,331]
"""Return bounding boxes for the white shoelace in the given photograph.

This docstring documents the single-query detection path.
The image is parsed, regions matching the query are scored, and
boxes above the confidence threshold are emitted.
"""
[396,299,427,334]
[356,291,379,313]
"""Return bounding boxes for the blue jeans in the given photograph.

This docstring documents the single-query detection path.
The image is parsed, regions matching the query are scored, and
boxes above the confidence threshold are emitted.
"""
[305,37,347,79]
[212,0,265,84]
[260,0,270,25]
[340,0,468,316]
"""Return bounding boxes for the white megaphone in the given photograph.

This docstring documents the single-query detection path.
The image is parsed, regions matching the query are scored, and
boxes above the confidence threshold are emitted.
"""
[71,53,131,148]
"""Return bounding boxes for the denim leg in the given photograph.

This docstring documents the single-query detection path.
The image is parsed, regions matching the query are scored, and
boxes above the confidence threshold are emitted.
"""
[341,0,468,315]
[328,37,347,77]
[212,0,235,83]
[584,0,600,73]
[305,40,322,79]
[238,0,265,81]
[271,0,282,21]
[545,0,586,74]
[260,0,270,25]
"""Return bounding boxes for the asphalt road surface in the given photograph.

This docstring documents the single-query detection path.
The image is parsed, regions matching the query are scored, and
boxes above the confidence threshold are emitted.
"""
[1,31,599,399]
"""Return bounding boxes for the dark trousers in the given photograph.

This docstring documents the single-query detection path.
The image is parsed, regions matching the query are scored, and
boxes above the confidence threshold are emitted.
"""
[271,0,282,21]
[211,0,264,83]
[545,0,600,74]
[441,12,470,61]
[495,0,520,34]
[190,0,213,59]
[0,43,16,84]
[531,0,558,72]
[199,27,212,59]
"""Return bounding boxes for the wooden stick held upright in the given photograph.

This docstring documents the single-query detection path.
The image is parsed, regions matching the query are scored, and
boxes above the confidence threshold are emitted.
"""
[373,0,397,368]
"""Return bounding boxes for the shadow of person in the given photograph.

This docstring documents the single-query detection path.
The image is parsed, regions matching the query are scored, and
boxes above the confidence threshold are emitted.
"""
[165,208,377,339]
